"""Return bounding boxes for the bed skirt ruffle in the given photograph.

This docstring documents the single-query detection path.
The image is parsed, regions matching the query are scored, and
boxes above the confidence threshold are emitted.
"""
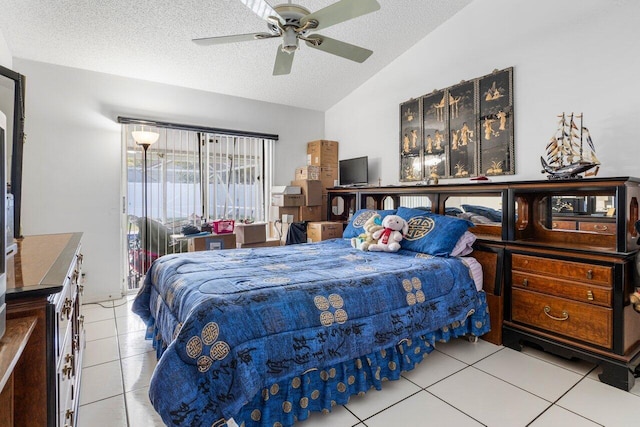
[215,291,490,427]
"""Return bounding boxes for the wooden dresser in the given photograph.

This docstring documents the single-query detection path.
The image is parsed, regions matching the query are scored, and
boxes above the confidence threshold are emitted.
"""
[327,177,640,391]
[0,233,84,427]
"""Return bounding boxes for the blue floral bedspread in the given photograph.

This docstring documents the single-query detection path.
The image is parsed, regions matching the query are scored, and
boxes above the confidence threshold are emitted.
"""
[132,238,489,426]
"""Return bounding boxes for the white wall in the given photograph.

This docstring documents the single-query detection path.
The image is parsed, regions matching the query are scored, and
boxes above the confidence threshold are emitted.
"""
[326,0,640,185]
[13,59,324,302]
[0,29,11,68]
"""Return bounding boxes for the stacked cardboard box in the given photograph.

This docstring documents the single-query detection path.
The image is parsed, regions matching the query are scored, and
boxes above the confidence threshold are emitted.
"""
[307,140,339,220]
[268,140,339,243]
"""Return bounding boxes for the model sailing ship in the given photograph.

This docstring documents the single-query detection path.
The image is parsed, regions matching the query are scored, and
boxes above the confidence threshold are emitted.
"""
[541,113,600,179]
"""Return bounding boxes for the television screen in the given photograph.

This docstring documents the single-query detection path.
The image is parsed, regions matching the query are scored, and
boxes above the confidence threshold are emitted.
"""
[339,156,368,186]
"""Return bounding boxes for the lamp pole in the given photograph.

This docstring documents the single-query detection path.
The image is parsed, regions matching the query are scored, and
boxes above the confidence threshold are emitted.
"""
[141,142,151,274]
[132,128,159,278]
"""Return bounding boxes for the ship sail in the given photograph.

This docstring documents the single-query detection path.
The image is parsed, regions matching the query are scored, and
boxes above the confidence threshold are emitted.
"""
[541,113,599,180]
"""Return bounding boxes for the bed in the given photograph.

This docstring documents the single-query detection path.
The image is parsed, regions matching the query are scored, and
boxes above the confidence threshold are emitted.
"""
[132,220,490,427]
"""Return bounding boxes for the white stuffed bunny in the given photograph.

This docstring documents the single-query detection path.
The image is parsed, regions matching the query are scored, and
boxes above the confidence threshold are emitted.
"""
[368,214,408,252]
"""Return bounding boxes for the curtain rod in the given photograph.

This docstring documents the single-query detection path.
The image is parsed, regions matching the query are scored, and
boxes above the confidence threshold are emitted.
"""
[117,116,279,141]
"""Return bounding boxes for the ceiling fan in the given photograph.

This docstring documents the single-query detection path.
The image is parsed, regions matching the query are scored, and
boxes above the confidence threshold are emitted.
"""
[193,0,381,75]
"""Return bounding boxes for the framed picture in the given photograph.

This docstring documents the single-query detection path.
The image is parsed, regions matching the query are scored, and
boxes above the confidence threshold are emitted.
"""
[422,90,448,178]
[479,67,514,176]
[399,66,514,182]
[447,81,477,178]
[399,99,422,181]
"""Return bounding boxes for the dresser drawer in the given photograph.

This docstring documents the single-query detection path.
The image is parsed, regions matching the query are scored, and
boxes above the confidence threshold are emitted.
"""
[578,221,616,234]
[511,254,612,286]
[512,271,612,307]
[551,220,576,230]
[512,288,612,348]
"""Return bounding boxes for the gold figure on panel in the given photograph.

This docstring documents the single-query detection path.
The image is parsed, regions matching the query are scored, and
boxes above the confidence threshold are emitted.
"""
[484,118,497,140]
[426,134,433,153]
[433,94,446,122]
[460,122,473,146]
[451,130,460,150]
[449,94,462,118]
[486,160,503,175]
[497,110,507,131]
[403,133,410,153]
[410,129,418,148]
[454,162,469,177]
[434,130,444,150]
[485,81,503,101]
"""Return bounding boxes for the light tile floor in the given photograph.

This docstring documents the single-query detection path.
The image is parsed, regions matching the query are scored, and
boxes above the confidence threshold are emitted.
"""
[78,296,640,427]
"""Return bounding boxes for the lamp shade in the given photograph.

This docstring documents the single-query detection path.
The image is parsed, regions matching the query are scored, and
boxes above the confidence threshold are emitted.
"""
[132,130,160,146]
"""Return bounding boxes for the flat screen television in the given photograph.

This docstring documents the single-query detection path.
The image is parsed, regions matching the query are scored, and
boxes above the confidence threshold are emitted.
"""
[339,156,368,186]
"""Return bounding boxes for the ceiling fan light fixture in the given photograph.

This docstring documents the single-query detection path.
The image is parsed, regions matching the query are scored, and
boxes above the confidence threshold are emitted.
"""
[281,27,298,53]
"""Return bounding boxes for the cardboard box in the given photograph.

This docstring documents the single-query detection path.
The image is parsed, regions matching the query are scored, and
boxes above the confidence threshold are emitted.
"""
[295,166,320,181]
[269,206,299,223]
[307,221,343,242]
[307,140,338,167]
[271,185,301,195]
[271,194,305,207]
[291,179,322,206]
[319,166,339,194]
[234,222,267,244]
[188,233,236,252]
[237,239,281,249]
[299,205,323,222]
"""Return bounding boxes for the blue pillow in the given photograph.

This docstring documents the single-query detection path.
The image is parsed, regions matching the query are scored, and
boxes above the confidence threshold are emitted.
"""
[343,209,396,238]
[461,204,502,222]
[396,206,473,256]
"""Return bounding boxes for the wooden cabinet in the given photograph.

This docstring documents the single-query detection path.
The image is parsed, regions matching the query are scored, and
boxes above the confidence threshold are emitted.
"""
[328,177,640,391]
[1,233,84,427]
[504,177,640,391]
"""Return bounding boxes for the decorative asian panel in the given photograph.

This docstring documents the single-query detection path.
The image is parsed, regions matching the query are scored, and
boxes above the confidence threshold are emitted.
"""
[422,90,448,179]
[448,81,477,178]
[399,67,514,182]
[479,68,514,176]
[399,98,422,181]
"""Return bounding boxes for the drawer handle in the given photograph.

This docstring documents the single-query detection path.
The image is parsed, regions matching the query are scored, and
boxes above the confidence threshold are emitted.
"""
[544,306,569,321]
[586,270,593,280]
[522,278,528,287]
[587,290,594,301]
[63,364,72,379]
[552,222,557,228]
[593,224,608,231]
[63,298,73,319]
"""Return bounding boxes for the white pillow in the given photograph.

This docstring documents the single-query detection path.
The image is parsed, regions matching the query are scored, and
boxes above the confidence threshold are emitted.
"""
[450,231,476,257]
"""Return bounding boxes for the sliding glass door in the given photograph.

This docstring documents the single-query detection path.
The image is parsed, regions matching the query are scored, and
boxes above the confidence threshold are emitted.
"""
[121,125,274,292]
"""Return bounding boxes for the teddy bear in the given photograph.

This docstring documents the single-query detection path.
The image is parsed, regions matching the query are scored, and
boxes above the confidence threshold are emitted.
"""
[631,288,640,313]
[351,213,384,251]
[367,214,408,252]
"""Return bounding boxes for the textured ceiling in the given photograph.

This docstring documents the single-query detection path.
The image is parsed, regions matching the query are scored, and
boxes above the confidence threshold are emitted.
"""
[0,0,472,111]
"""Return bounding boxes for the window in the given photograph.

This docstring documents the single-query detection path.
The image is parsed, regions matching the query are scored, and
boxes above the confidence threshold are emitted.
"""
[121,123,275,292]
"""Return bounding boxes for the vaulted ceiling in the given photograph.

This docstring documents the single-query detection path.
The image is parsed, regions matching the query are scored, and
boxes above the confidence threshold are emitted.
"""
[0,0,472,111]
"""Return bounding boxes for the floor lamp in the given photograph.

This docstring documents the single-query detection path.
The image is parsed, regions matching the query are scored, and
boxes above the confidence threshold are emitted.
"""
[132,128,159,275]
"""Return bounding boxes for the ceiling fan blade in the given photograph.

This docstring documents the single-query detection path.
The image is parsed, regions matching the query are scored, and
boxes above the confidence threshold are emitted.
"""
[305,36,373,63]
[273,46,295,76]
[238,0,284,25]
[301,0,380,31]
[193,32,276,46]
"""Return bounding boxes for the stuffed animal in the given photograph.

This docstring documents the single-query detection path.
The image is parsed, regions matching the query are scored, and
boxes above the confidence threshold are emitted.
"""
[631,288,640,313]
[351,214,383,251]
[368,214,408,252]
